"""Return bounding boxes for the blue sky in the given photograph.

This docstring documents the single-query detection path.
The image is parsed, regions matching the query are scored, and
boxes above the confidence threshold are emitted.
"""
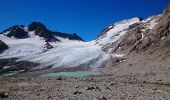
[0,0,169,41]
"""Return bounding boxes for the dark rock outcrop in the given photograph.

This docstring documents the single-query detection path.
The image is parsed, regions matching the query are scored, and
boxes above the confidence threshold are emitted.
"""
[43,42,53,50]
[0,58,39,72]
[28,22,84,42]
[53,32,84,41]
[28,22,47,32]
[1,25,28,39]
[28,22,60,42]
[68,33,84,41]
[0,40,8,53]
[115,23,143,52]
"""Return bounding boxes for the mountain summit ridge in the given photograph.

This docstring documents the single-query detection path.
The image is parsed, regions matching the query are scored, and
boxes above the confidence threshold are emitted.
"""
[0,22,84,42]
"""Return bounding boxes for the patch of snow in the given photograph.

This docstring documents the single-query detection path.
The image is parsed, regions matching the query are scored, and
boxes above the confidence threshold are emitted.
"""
[0,33,46,46]
[96,18,140,46]
[55,36,80,43]
[23,27,28,32]
[161,37,166,40]
[0,44,43,58]
[141,32,144,40]
[3,31,10,35]
[146,19,157,29]
[108,25,113,29]
[142,15,160,30]
[3,66,11,70]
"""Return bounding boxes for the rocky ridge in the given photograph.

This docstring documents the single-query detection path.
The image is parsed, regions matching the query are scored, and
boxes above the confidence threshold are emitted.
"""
[0,22,84,42]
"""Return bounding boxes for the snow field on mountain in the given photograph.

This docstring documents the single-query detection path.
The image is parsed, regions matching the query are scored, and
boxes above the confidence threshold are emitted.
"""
[96,18,140,45]
[18,41,123,70]
[0,16,160,70]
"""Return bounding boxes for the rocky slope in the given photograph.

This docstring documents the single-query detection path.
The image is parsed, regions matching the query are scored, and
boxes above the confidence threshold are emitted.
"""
[96,3,169,54]
[99,3,170,81]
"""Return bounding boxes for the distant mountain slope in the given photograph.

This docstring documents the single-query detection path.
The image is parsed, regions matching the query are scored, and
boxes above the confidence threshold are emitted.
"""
[0,3,169,76]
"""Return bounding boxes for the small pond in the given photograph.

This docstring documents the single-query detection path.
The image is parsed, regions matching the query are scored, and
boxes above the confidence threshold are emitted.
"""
[42,71,97,78]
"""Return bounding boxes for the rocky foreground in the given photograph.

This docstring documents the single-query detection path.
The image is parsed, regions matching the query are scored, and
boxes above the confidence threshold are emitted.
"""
[0,74,170,100]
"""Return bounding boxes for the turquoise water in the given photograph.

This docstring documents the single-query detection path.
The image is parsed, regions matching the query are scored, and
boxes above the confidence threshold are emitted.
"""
[42,71,96,78]
[0,72,17,77]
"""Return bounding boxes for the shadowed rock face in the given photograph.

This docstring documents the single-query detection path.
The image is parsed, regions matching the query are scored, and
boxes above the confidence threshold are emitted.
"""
[28,22,60,42]
[0,40,8,53]
[28,22,84,42]
[68,33,84,41]
[43,42,54,50]
[134,4,170,51]
[1,25,28,39]
[117,24,143,52]
[28,22,47,32]
[100,22,143,53]
[0,58,39,72]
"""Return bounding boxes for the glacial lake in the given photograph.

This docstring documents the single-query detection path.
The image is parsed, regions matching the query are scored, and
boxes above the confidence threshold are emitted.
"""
[42,71,97,78]
[0,71,17,77]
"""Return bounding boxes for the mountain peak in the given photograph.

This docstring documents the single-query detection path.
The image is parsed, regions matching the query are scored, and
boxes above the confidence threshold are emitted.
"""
[28,22,47,32]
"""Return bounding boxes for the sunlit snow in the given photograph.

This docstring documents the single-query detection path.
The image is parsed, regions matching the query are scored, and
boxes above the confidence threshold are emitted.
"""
[0,17,158,70]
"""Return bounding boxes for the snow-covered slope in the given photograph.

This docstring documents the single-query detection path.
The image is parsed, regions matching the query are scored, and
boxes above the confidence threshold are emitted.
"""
[0,32,122,70]
[18,41,123,70]
[0,31,46,46]
[0,24,82,60]
[0,30,123,71]
[96,18,140,46]
[0,31,51,59]
[0,16,160,71]
[0,44,43,58]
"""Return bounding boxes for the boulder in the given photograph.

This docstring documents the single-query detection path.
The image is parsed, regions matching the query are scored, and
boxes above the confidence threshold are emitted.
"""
[0,92,8,98]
